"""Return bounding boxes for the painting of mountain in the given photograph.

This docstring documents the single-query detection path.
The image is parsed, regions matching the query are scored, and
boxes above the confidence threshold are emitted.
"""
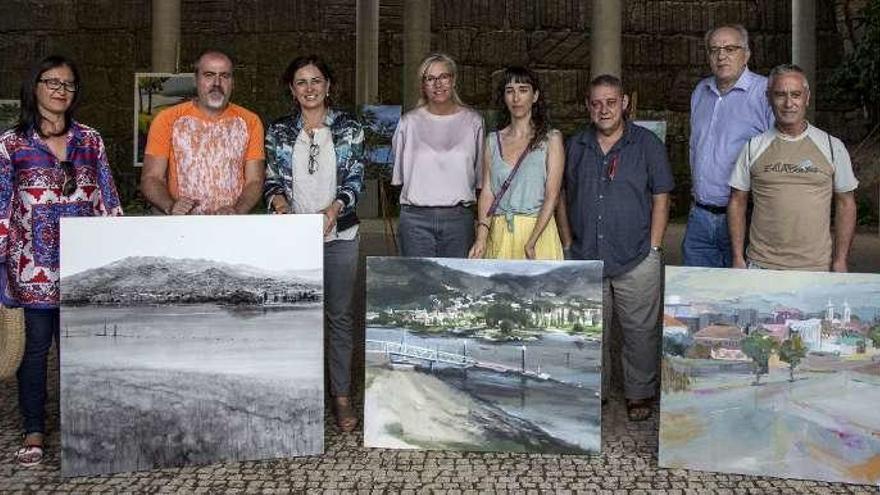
[59,215,325,477]
[364,257,604,454]
[659,266,880,485]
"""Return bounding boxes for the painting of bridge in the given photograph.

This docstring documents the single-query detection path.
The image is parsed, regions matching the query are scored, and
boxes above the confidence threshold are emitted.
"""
[659,266,880,484]
[364,257,604,454]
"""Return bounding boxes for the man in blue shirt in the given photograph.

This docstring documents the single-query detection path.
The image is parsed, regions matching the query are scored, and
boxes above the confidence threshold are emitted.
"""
[684,24,774,267]
[562,75,675,421]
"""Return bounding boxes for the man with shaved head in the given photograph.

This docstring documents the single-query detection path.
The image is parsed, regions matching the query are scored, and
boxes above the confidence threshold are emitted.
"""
[140,49,265,215]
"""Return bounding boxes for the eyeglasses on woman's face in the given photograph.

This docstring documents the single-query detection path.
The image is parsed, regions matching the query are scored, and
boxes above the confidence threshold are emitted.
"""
[40,78,78,93]
[423,73,452,86]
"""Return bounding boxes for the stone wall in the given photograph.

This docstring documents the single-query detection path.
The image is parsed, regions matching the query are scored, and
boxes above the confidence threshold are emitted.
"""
[0,0,870,215]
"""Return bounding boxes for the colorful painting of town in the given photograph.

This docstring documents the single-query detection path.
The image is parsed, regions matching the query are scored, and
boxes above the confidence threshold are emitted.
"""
[364,257,604,454]
[659,266,880,484]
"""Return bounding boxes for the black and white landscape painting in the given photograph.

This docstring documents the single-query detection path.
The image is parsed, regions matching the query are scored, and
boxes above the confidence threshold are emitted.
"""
[59,216,324,477]
[364,257,604,454]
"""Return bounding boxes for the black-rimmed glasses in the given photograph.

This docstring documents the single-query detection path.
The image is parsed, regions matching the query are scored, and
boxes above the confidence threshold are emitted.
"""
[307,133,320,174]
[60,161,76,196]
[39,78,78,93]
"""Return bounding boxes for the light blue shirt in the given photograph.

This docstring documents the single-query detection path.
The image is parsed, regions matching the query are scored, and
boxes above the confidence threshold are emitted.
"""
[689,68,774,206]
[488,131,547,230]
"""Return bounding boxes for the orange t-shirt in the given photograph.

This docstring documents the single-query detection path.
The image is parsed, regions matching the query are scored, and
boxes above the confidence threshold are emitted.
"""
[145,101,264,214]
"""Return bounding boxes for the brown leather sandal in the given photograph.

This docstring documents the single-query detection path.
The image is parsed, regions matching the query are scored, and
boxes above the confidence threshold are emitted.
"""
[626,398,653,422]
[334,396,358,433]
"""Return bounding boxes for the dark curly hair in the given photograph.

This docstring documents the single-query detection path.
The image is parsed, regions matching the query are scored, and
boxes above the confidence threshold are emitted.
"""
[493,66,550,152]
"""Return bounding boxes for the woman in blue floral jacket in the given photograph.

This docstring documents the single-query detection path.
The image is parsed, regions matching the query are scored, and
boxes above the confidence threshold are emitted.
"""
[264,55,364,432]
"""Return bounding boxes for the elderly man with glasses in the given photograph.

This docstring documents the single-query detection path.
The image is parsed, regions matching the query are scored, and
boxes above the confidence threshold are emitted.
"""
[683,24,774,268]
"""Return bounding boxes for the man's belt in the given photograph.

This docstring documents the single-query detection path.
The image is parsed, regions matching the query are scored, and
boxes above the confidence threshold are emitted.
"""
[695,202,727,215]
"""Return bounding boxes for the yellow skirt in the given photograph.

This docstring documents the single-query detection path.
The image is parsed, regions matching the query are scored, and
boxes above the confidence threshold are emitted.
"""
[484,215,564,260]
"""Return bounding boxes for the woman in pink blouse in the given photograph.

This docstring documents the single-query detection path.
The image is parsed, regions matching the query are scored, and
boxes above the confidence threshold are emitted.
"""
[391,53,484,258]
[0,55,123,466]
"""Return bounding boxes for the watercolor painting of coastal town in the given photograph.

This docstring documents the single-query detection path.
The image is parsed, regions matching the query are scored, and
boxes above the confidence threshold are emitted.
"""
[659,266,880,484]
[59,215,325,476]
[364,257,604,454]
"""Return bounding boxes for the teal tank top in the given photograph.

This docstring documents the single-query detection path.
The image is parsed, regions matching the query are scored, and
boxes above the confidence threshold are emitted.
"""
[489,131,548,229]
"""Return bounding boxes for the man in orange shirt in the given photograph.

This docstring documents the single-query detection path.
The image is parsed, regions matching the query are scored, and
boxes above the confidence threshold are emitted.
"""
[140,49,265,215]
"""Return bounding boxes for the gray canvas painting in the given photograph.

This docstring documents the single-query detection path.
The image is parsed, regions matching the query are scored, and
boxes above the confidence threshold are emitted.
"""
[364,257,604,454]
[59,216,325,477]
[659,266,880,484]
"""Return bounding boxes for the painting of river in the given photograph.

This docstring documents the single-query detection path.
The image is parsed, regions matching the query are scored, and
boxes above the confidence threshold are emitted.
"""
[364,257,604,454]
[59,215,325,477]
[659,266,880,485]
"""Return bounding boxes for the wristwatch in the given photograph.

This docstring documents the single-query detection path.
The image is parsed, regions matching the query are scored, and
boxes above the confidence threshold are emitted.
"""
[650,246,663,253]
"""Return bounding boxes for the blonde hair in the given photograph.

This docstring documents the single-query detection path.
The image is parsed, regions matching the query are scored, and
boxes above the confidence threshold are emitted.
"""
[416,52,464,107]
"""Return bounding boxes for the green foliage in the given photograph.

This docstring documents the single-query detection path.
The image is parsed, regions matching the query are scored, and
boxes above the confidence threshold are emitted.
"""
[483,303,529,329]
[663,333,693,357]
[778,334,807,382]
[829,2,880,123]
[869,325,880,347]
[741,332,777,385]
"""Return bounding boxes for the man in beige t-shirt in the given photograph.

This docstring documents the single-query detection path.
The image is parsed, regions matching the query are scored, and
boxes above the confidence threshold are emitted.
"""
[728,64,858,272]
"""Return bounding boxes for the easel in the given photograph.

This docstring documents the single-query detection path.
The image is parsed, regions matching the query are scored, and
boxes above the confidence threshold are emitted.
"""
[378,179,398,255]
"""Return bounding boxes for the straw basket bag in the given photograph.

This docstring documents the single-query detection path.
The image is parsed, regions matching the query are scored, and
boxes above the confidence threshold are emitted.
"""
[0,305,26,380]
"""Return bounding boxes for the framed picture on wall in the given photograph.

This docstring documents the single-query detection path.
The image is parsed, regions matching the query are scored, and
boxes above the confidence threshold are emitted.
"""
[0,99,20,132]
[133,73,195,167]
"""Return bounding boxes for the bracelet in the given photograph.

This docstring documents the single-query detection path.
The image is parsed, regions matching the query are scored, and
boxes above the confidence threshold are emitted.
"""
[477,221,490,230]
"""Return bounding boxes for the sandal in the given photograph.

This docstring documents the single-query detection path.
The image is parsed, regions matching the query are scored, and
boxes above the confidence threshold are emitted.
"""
[626,398,653,422]
[15,434,44,467]
[334,396,358,433]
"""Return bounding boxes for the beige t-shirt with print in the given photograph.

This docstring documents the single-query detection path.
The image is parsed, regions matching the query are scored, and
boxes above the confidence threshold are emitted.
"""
[729,125,858,271]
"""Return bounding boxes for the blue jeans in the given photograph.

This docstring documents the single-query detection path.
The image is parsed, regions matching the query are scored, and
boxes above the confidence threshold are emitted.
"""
[681,205,732,267]
[398,205,474,258]
[17,308,60,435]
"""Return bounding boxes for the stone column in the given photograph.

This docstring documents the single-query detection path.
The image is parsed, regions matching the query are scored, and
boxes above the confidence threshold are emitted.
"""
[151,0,181,73]
[356,0,380,106]
[403,0,431,110]
[591,0,622,78]
[792,0,816,119]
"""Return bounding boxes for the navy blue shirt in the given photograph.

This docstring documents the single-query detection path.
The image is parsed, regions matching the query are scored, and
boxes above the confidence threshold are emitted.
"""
[564,122,675,277]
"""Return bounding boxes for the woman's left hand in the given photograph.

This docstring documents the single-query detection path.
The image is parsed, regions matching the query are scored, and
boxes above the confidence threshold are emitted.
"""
[524,241,537,260]
[322,200,343,236]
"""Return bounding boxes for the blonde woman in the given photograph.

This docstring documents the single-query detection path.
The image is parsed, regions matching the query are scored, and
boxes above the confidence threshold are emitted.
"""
[469,66,564,260]
[392,53,484,257]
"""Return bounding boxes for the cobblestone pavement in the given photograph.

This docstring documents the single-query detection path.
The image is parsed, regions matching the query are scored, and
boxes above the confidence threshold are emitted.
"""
[1,223,879,494]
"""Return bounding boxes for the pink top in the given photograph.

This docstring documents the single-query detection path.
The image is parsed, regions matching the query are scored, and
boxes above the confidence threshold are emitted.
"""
[391,106,484,206]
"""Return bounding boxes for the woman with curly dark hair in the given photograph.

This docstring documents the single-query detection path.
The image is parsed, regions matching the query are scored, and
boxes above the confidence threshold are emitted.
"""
[468,66,564,260]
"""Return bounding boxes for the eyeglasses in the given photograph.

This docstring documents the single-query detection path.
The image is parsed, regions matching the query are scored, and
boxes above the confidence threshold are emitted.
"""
[60,160,76,196]
[307,132,320,174]
[39,78,77,93]
[707,45,744,58]
[423,73,453,85]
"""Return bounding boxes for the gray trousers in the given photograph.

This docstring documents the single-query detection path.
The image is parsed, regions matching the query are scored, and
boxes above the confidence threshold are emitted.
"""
[324,236,359,397]
[602,250,663,401]
[398,205,474,258]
